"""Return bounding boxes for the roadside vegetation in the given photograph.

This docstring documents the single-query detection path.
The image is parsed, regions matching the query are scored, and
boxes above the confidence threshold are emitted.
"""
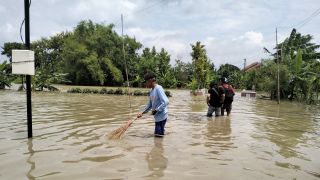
[1,20,319,103]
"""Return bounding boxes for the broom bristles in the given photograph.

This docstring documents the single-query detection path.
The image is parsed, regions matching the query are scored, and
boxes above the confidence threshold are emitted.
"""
[108,118,137,139]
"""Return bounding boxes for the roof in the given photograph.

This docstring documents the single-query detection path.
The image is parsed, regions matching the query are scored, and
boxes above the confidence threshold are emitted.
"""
[243,62,261,72]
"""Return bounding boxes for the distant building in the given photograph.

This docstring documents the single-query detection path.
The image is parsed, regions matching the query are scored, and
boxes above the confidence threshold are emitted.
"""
[243,62,261,72]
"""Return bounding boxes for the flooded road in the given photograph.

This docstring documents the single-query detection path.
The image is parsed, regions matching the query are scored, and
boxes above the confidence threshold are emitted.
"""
[0,90,319,179]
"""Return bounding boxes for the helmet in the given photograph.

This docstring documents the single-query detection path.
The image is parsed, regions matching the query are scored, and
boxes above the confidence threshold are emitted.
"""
[220,77,227,83]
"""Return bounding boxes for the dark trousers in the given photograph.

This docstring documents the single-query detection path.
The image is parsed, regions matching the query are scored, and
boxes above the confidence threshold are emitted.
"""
[154,119,167,136]
[222,103,232,116]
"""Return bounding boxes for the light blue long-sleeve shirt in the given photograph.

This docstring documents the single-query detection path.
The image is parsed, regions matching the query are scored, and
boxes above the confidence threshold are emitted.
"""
[142,84,169,122]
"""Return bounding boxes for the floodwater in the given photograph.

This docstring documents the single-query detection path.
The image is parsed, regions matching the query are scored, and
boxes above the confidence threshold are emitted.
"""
[0,90,319,180]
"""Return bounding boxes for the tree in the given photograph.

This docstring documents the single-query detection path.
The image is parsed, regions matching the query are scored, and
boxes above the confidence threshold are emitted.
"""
[173,59,193,88]
[61,20,142,86]
[190,41,209,89]
[262,29,320,103]
[1,42,24,62]
[0,61,12,89]
[217,63,240,79]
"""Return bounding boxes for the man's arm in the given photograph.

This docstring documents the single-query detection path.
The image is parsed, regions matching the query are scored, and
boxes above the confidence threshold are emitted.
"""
[137,99,152,118]
[154,87,169,112]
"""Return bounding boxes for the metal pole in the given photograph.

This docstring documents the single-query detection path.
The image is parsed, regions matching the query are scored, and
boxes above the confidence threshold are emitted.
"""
[25,0,32,138]
[276,28,280,104]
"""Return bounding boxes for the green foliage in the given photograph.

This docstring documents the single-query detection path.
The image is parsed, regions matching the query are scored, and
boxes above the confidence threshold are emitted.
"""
[100,88,108,94]
[1,20,318,104]
[107,89,115,94]
[187,77,198,91]
[1,42,24,62]
[67,88,82,93]
[114,88,124,95]
[62,20,140,86]
[0,61,12,89]
[217,63,241,79]
[295,48,302,74]
[165,90,172,97]
[32,69,69,91]
[173,59,193,88]
[133,89,143,96]
[191,41,210,89]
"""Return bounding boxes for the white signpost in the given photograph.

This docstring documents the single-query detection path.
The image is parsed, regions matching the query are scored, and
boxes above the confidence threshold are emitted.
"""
[12,49,35,138]
[12,50,35,75]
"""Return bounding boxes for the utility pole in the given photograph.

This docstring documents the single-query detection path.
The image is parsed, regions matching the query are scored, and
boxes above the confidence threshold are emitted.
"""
[121,14,132,110]
[24,0,32,138]
[276,28,280,104]
[243,58,246,72]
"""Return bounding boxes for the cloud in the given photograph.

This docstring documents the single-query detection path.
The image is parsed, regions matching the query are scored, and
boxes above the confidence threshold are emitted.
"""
[233,31,264,46]
[126,27,189,63]
[0,0,319,65]
[204,31,269,68]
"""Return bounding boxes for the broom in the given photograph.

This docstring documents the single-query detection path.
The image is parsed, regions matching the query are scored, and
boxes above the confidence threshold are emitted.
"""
[107,117,139,139]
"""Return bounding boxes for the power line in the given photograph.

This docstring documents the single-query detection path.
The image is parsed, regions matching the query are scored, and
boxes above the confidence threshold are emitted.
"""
[296,7,320,29]
[19,0,32,44]
[134,0,165,14]
[114,0,165,28]
[278,7,320,31]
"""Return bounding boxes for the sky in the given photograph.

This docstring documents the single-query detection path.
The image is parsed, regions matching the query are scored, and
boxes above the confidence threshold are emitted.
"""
[0,0,319,68]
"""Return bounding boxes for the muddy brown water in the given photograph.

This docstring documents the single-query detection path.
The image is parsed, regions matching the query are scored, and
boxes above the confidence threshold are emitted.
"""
[0,90,319,179]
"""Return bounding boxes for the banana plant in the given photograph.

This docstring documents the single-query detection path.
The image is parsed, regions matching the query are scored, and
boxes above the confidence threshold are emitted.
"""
[32,69,69,91]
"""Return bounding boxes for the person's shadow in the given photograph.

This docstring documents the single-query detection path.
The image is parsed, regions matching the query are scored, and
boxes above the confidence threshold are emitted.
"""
[145,137,168,179]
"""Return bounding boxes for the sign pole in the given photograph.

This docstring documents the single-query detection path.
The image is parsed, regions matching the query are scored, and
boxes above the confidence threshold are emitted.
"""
[24,0,32,138]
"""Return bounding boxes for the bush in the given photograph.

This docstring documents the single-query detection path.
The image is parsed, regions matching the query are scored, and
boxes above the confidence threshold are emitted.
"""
[82,88,92,93]
[133,90,143,96]
[100,88,108,94]
[165,90,172,97]
[114,88,124,95]
[107,89,114,94]
[67,88,82,93]
[123,89,129,95]
[92,89,99,94]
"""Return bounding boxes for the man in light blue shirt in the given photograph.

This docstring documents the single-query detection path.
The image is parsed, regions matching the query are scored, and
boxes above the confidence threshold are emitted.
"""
[137,72,169,137]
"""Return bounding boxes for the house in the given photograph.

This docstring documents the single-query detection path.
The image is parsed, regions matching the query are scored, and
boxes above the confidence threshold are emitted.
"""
[243,62,261,72]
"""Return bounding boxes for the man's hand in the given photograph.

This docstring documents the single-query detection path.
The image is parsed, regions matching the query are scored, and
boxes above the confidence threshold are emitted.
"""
[151,109,157,115]
[137,112,143,118]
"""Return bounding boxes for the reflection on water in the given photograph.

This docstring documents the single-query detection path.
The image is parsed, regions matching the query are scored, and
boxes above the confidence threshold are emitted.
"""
[0,90,319,179]
[205,117,232,152]
[145,138,168,179]
[27,139,35,180]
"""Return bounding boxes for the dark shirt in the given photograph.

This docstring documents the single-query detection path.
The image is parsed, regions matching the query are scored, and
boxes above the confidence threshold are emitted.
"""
[208,86,225,107]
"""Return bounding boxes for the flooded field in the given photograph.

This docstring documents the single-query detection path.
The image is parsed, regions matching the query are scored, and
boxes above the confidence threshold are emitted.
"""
[0,90,319,179]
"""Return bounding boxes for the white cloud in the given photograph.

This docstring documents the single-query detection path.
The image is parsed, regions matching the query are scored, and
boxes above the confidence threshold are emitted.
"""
[244,31,264,45]
[233,31,264,45]
[0,0,319,64]
[203,37,216,46]
[126,27,189,63]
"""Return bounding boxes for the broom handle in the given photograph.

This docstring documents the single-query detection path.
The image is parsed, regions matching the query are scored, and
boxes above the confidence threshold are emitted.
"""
[131,117,139,123]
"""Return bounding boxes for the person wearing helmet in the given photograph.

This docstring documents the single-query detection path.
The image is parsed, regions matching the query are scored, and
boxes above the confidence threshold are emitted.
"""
[220,77,235,116]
